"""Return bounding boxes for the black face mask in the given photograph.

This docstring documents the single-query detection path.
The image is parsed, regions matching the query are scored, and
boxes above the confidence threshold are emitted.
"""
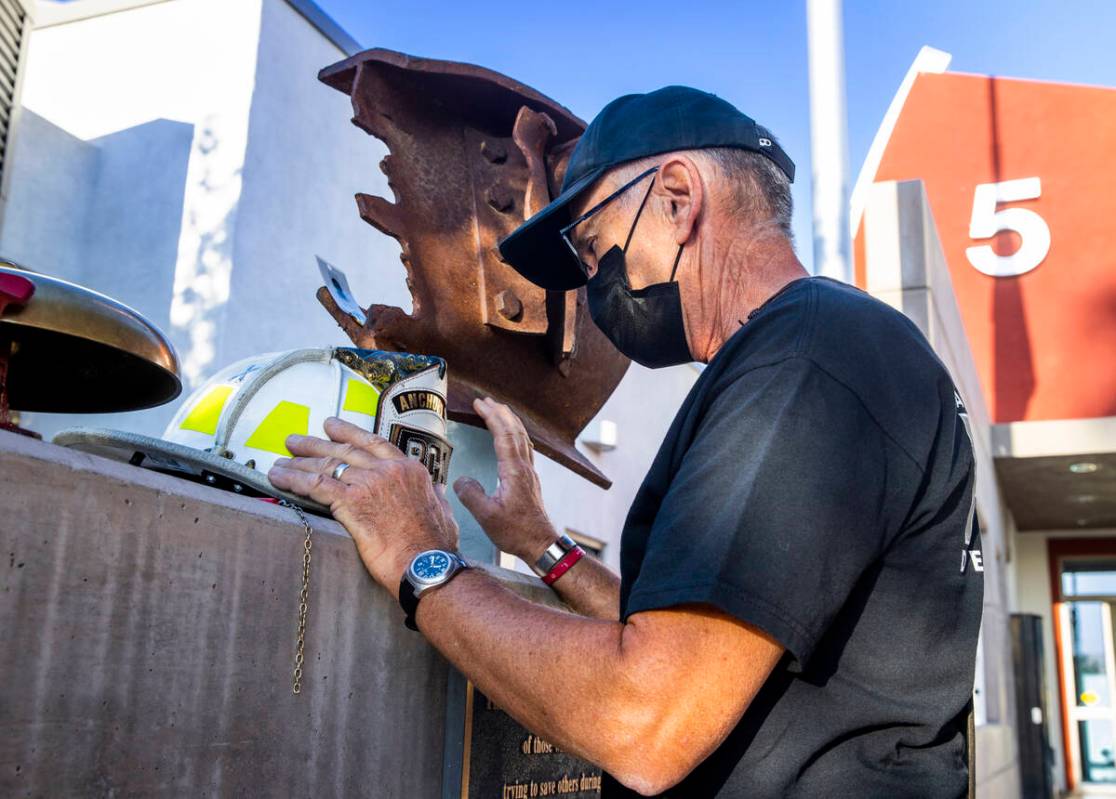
[585,178,692,369]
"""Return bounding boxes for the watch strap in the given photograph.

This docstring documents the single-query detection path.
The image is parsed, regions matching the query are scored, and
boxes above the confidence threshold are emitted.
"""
[532,533,578,577]
[542,545,585,586]
[399,576,421,631]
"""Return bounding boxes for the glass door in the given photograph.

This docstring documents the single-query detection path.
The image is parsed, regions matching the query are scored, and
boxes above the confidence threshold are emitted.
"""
[1062,561,1116,787]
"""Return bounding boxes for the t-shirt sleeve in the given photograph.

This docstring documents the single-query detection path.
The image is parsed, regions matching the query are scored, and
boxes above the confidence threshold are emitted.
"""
[623,356,893,670]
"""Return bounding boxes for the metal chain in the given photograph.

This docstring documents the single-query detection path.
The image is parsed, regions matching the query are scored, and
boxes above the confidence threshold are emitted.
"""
[279,498,313,695]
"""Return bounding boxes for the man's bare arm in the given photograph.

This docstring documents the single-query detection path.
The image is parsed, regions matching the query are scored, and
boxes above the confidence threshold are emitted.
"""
[454,398,620,620]
[416,568,783,795]
[270,413,785,794]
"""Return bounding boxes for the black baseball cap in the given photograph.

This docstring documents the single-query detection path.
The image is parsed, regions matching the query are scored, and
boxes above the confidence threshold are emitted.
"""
[497,85,795,291]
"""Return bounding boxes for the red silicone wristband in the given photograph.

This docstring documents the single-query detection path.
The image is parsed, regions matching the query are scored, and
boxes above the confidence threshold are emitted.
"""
[542,545,584,586]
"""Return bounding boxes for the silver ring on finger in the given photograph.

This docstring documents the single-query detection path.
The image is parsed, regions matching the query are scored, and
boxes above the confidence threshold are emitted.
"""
[331,462,351,481]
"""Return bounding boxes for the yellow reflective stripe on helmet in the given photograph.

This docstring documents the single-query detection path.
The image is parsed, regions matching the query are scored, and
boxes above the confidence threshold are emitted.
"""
[244,400,311,456]
[341,378,380,416]
[179,385,234,436]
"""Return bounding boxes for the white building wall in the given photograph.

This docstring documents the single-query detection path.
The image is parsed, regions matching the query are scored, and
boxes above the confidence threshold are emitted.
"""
[536,362,699,573]
[6,0,265,436]
[0,109,98,284]
[1,0,698,575]
[224,0,411,368]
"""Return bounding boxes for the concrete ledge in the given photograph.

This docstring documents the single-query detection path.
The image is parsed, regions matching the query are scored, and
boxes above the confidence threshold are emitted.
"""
[0,431,549,796]
[992,416,1116,459]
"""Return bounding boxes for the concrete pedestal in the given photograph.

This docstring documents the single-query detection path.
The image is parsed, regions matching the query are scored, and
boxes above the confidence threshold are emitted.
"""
[0,430,548,797]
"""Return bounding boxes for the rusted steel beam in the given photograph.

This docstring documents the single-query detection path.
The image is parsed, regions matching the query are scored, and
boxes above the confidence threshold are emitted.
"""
[317,49,629,489]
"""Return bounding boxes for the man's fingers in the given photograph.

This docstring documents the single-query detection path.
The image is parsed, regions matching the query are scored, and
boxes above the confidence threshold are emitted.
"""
[493,431,533,465]
[453,476,488,505]
[322,416,405,461]
[268,464,347,506]
[454,476,495,521]
[273,455,363,482]
[473,398,533,463]
[473,397,526,435]
[284,434,379,469]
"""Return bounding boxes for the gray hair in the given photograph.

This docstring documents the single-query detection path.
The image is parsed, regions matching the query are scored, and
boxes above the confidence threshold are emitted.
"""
[699,146,794,241]
[608,143,794,242]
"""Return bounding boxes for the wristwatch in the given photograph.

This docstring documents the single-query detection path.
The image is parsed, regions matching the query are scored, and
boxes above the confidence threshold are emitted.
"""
[531,533,580,577]
[398,549,470,631]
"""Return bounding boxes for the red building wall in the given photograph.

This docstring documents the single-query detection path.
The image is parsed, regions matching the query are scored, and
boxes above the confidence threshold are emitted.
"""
[853,72,1116,423]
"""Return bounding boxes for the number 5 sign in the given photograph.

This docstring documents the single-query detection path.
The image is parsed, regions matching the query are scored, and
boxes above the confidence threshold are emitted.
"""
[851,66,1116,424]
[965,177,1051,277]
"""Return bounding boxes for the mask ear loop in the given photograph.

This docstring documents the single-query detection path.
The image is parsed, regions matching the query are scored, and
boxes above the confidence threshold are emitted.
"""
[623,174,685,285]
[668,244,684,283]
[623,175,657,253]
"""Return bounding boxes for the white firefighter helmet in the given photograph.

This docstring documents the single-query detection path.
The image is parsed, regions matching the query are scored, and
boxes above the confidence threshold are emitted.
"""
[54,348,453,514]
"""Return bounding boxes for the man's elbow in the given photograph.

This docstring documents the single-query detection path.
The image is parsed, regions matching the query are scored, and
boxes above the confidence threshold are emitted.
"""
[597,713,704,796]
[606,745,697,797]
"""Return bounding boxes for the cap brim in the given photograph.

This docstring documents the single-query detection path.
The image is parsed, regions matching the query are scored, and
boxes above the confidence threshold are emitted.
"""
[497,166,605,291]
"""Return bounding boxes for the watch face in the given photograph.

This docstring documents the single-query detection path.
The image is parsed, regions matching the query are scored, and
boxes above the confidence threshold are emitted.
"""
[411,550,452,582]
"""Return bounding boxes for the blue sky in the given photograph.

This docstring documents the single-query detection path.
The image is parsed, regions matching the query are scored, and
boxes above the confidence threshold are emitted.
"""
[315,0,1116,272]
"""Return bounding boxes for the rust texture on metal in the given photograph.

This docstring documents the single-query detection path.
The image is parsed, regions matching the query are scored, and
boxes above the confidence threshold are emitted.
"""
[317,49,628,488]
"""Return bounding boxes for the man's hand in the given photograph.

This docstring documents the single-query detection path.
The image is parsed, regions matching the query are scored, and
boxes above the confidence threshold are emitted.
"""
[452,397,559,563]
[267,416,459,599]
[455,397,621,620]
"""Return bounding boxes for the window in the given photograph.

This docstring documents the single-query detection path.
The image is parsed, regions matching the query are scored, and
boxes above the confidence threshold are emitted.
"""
[1063,561,1116,599]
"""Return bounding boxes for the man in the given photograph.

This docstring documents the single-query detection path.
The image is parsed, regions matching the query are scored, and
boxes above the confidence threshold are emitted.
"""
[268,86,984,797]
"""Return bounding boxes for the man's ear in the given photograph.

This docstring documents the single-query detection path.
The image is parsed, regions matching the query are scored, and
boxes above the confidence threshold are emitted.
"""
[657,155,703,246]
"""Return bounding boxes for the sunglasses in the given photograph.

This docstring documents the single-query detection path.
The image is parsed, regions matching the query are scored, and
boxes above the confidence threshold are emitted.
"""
[559,166,659,275]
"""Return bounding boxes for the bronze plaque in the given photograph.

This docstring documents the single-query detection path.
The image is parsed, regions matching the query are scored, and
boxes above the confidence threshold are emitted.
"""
[460,682,602,799]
